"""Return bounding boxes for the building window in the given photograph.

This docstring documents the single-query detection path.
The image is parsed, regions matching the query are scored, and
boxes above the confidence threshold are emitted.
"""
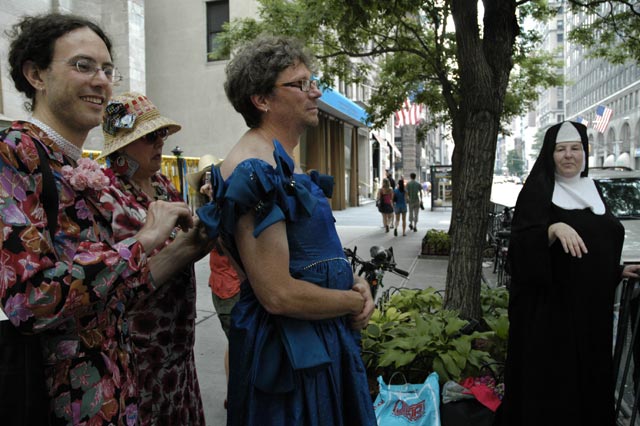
[206,0,229,62]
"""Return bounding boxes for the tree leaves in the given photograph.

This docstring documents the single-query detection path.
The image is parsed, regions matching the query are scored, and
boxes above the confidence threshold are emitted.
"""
[216,0,563,131]
[567,1,640,64]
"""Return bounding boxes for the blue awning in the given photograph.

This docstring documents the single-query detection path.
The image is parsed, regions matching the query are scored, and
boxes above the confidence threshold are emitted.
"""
[318,87,369,127]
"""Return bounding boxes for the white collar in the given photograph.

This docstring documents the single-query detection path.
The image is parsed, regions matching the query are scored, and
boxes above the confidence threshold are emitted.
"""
[27,117,83,162]
[552,173,605,215]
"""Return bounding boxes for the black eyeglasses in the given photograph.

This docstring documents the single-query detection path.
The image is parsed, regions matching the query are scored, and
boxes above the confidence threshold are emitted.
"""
[55,57,122,83]
[142,128,170,143]
[275,79,318,92]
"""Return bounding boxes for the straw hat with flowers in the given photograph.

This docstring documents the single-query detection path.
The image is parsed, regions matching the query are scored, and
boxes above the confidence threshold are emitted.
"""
[99,92,181,159]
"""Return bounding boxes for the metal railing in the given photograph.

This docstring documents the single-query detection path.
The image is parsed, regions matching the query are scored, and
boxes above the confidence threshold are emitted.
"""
[614,277,640,425]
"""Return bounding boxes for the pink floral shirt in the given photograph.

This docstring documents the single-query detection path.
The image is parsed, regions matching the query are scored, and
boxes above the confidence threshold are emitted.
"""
[95,169,204,425]
[0,121,154,425]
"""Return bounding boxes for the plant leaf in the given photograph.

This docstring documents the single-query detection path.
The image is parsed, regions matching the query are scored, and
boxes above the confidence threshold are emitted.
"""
[366,323,381,339]
[445,316,468,336]
[439,352,462,378]
[378,349,416,368]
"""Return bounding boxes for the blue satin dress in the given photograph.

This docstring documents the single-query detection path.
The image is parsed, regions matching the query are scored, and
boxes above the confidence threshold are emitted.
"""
[197,140,376,426]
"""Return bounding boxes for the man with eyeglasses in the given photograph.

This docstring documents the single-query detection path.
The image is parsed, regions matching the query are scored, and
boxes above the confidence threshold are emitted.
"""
[0,12,207,426]
[198,34,376,426]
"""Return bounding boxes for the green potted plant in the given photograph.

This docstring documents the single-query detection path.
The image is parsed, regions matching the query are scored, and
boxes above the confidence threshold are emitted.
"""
[361,286,509,398]
[421,229,451,256]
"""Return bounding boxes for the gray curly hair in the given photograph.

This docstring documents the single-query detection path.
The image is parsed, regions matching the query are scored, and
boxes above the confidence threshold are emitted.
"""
[224,35,316,128]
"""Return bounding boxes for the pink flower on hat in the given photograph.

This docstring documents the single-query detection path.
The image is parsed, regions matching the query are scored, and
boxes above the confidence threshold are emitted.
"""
[61,158,111,192]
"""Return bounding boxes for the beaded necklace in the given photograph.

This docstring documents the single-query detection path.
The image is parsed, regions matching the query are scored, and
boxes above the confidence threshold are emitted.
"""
[28,117,83,162]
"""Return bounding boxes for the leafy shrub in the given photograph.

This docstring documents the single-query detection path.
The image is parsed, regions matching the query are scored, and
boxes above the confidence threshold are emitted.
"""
[480,284,510,362]
[361,286,509,390]
[421,229,451,255]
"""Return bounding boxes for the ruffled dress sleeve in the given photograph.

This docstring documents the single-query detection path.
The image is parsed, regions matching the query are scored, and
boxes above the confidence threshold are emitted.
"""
[197,140,320,265]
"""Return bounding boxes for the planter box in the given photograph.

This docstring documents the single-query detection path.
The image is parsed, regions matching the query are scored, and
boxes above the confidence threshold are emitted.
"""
[421,229,451,256]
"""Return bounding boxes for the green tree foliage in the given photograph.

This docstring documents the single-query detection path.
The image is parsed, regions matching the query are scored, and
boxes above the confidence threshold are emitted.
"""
[567,0,640,64]
[506,149,525,176]
[217,1,561,131]
[530,127,546,163]
[216,0,565,319]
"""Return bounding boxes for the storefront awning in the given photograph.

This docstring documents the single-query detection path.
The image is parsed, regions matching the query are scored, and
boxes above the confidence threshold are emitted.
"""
[372,133,401,157]
[318,87,369,128]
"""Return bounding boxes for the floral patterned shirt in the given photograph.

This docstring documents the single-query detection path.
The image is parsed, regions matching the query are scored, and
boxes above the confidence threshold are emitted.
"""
[95,170,204,425]
[0,121,155,425]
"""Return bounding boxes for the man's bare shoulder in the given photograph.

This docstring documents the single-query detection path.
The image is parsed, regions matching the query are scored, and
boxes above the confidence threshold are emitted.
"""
[220,132,276,179]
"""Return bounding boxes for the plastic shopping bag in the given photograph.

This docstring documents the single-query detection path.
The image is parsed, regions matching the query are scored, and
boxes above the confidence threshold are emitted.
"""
[373,372,441,426]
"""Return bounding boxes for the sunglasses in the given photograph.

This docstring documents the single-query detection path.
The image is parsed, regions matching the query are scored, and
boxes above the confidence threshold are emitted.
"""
[142,127,170,143]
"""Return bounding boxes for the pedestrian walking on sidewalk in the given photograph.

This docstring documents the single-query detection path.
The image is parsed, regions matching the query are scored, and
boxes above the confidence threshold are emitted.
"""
[393,178,408,236]
[386,169,396,189]
[197,35,376,426]
[406,172,423,232]
[377,177,395,232]
[497,121,640,426]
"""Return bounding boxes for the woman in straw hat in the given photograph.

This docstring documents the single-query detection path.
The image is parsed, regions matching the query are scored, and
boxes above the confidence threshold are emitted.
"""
[97,92,206,425]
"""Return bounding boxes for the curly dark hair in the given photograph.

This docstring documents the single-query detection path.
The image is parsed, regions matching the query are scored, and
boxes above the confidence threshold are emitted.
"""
[7,13,113,111]
[224,35,316,128]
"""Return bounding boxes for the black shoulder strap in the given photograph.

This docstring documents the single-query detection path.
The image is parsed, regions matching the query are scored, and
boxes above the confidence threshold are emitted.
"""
[33,142,59,237]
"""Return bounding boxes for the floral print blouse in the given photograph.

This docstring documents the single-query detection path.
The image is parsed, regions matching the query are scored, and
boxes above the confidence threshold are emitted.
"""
[0,121,154,425]
[95,170,204,426]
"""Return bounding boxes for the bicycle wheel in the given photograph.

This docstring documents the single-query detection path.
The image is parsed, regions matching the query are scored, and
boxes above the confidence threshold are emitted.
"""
[497,246,509,287]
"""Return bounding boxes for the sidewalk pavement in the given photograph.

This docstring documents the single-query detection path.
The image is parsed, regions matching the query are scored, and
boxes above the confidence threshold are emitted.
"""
[193,202,495,425]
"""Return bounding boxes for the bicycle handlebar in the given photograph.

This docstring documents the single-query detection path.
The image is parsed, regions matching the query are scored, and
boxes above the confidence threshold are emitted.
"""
[393,267,410,277]
[343,246,409,278]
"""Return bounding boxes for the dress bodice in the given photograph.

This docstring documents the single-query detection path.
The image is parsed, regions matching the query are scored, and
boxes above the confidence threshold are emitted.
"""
[198,139,349,283]
[277,172,348,273]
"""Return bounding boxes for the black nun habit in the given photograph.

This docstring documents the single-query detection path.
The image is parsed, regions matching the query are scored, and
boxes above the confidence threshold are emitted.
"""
[497,121,625,426]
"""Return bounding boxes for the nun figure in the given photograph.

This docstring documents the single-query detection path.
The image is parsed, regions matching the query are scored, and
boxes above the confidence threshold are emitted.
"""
[497,121,640,426]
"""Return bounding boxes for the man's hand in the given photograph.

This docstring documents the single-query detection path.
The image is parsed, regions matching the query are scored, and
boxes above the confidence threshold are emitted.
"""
[350,277,374,330]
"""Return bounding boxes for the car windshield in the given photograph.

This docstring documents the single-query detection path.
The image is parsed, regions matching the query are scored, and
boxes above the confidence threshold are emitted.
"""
[596,178,640,218]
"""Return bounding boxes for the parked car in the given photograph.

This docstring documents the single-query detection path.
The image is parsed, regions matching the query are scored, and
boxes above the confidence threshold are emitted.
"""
[591,167,640,262]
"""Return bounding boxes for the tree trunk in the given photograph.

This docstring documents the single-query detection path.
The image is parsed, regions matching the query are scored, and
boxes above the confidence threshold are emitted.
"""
[445,115,498,320]
[445,0,518,320]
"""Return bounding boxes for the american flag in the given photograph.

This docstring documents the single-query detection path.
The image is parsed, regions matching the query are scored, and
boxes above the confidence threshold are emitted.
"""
[575,116,589,127]
[593,105,613,133]
[394,99,424,127]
